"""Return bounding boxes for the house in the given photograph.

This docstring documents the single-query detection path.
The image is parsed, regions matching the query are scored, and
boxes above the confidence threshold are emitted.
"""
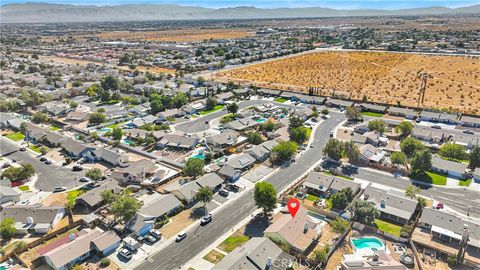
[246,140,279,161]
[127,193,182,236]
[225,154,256,171]
[362,185,417,225]
[0,186,21,205]
[92,148,129,166]
[196,173,224,191]
[43,227,121,270]
[215,92,234,102]
[44,132,67,147]
[157,108,185,120]
[340,251,406,270]
[165,180,201,204]
[329,177,361,195]
[419,111,441,122]
[450,132,480,150]
[258,88,282,97]
[157,134,200,150]
[418,208,480,250]
[206,130,240,151]
[351,131,381,146]
[6,117,27,131]
[217,164,241,181]
[212,237,294,270]
[65,111,89,123]
[111,159,159,184]
[61,139,95,159]
[460,115,480,128]
[438,113,459,124]
[387,107,417,119]
[224,117,259,131]
[325,98,354,108]
[411,126,446,143]
[265,206,323,254]
[431,156,468,178]
[302,172,334,196]
[356,103,387,113]
[298,95,326,105]
[358,144,387,164]
[76,180,122,211]
[1,204,65,234]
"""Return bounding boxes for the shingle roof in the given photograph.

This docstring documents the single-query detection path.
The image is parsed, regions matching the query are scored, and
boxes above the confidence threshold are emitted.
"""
[196,173,224,190]
[363,185,417,220]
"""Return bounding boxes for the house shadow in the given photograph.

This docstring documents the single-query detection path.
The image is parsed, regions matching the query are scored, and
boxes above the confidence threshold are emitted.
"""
[243,214,270,238]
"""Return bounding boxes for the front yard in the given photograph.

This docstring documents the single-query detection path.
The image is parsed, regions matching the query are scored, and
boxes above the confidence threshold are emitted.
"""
[4,132,25,141]
[273,97,288,103]
[200,105,224,115]
[458,178,472,187]
[203,250,225,264]
[29,144,48,154]
[412,171,447,186]
[218,231,249,253]
[360,111,385,117]
[373,219,402,237]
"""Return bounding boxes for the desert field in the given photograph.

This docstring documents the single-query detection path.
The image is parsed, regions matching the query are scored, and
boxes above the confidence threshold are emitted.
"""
[93,28,254,42]
[216,51,480,114]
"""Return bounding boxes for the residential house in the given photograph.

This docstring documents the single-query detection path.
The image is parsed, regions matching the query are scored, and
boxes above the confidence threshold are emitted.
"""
[246,140,279,162]
[431,156,468,178]
[356,103,387,113]
[302,172,334,197]
[224,117,259,131]
[258,88,282,97]
[157,134,200,150]
[165,180,201,205]
[358,144,387,164]
[438,113,459,124]
[1,204,65,234]
[265,206,323,254]
[157,108,185,121]
[460,115,480,128]
[65,111,90,123]
[363,185,417,225]
[298,95,326,105]
[206,130,240,151]
[0,186,21,205]
[329,177,361,195]
[387,107,417,119]
[340,252,406,270]
[76,180,122,211]
[61,139,95,159]
[352,131,382,146]
[225,154,256,171]
[450,132,480,150]
[411,126,446,144]
[44,132,67,147]
[325,98,354,108]
[111,159,159,184]
[92,148,129,166]
[419,111,441,122]
[43,227,121,270]
[212,237,294,270]
[196,173,224,191]
[127,193,182,236]
[215,92,234,102]
[217,164,241,181]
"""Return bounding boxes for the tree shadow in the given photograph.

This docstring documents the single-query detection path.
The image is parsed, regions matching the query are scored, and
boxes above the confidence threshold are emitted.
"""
[189,206,207,220]
[243,214,270,238]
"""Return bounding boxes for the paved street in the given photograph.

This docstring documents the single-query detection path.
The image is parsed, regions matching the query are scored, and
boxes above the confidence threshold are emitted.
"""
[0,137,85,191]
[136,113,345,270]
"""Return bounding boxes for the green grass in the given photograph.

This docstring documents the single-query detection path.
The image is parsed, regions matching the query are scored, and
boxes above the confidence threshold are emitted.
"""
[67,189,86,199]
[18,185,30,192]
[50,125,61,131]
[29,144,48,153]
[323,171,353,180]
[274,97,288,103]
[459,178,472,187]
[200,105,224,115]
[411,171,447,186]
[106,121,126,129]
[218,234,249,252]
[361,111,385,117]
[373,219,402,237]
[5,132,25,141]
[306,194,321,202]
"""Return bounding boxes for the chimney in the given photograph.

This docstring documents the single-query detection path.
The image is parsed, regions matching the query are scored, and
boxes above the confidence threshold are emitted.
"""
[304,222,309,234]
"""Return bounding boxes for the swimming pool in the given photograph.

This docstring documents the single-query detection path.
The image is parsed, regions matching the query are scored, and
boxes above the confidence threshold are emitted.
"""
[255,118,267,123]
[190,154,205,160]
[351,237,386,256]
[98,127,112,133]
[123,138,133,145]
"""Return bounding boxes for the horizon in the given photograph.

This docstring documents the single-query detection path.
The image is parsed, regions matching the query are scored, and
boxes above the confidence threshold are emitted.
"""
[2,0,479,9]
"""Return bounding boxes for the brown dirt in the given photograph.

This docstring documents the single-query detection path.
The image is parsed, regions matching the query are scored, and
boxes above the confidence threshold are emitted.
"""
[93,29,254,42]
[217,51,480,114]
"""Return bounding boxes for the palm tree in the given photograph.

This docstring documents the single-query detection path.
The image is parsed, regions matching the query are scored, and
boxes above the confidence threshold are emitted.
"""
[194,187,213,214]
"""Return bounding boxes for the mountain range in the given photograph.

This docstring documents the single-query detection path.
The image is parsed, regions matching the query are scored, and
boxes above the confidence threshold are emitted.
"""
[1,2,479,23]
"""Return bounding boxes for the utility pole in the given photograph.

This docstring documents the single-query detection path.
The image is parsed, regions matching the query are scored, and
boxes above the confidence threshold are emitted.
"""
[416,71,431,109]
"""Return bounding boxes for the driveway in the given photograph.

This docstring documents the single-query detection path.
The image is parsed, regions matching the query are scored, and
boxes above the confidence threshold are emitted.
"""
[0,137,85,191]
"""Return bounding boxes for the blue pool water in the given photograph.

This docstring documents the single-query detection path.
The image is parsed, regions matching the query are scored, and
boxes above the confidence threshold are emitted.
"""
[255,118,267,123]
[123,139,133,145]
[191,154,205,160]
[352,237,384,249]
[98,127,112,132]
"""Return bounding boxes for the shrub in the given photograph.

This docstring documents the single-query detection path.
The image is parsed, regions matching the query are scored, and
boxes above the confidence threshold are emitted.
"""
[100,258,110,267]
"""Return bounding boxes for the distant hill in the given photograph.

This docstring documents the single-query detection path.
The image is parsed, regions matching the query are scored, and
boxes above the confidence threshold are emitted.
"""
[1,3,479,23]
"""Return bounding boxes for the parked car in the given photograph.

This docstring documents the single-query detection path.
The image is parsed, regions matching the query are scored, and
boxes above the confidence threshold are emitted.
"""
[463,129,475,134]
[175,232,187,242]
[218,188,229,197]
[20,199,30,205]
[44,160,52,165]
[19,147,26,151]
[200,214,212,225]
[431,125,442,129]
[53,186,67,192]
[145,234,158,244]
[79,177,91,182]
[205,120,209,124]
[118,248,133,260]
[435,202,444,210]
[2,162,11,168]
[150,229,162,239]
[72,165,83,171]
[329,131,334,137]
[39,157,47,162]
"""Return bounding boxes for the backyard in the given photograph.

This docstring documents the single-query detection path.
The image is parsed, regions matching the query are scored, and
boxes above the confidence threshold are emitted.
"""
[373,219,402,237]
[4,132,25,141]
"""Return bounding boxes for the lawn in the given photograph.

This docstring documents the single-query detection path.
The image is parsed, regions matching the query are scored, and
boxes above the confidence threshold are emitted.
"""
[459,178,472,187]
[411,171,447,186]
[360,111,385,117]
[323,171,353,180]
[373,219,402,237]
[203,250,225,264]
[18,185,30,192]
[274,97,288,103]
[106,121,126,129]
[50,125,62,131]
[29,144,48,153]
[218,233,249,253]
[306,194,321,202]
[200,105,224,115]
[67,189,86,199]
[5,132,25,141]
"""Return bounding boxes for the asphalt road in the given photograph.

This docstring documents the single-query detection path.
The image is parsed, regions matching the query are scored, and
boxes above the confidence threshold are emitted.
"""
[174,99,298,133]
[0,137,85,191]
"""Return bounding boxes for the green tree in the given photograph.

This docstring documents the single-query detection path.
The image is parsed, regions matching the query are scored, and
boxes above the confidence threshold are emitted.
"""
[111,194,141,222]
[469,145,480,169]
[254,182,277,216]
[65,191,76,225]
[321,108,329,115]
[349,199,379,225]
[405,185,420,199]
[331,188,354,210]
[19,89,47,108]
[101,190,116,204]
[330,218,350,234]
[227,103,238,115]
[439,143,468,161]
[194,186,213,213]
[86,168,103,181]
[390,152,407,168]
[184,158,205,178]
[343,141,359,163]
[271,141,298,162]
[367,119,386,133]
[247,132,264,145]
[346,107,362,121]
[0,218,16,240]
[150,99,164,114]
[31,112,49,124]
[395,121,414,137]
[100,75,119,92]
[410,149,432,175]
[172,93,188,108]
[323,138,343,161]
[261,119,275,132]
[313,245,330,266]
[86,84,100,97]
[205,98,217,110]
[400,137,425,158]
[88,112,106,125]
[112,127,123,141]
[1,164,35,181]
[289,127,310,144]
[196,76,206,86]
[289,115,303,129]
[39,146,48,155]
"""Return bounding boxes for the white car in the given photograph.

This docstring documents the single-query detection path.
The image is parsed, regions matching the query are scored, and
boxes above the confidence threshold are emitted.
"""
[118,248,132,260]
[150,229,162,239]
[175,232,187,242]
[200,214,212,225]
[53,187,67,192]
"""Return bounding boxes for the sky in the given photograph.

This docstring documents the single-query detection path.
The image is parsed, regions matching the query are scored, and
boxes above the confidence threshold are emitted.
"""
[2,0,478,9]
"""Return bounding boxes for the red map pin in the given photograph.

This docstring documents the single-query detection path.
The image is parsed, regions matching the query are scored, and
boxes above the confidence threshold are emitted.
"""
[287,198,300,218]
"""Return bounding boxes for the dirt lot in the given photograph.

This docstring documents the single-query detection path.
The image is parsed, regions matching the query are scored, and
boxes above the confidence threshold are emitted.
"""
[217,51,480,114]
[93,28,254,42]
